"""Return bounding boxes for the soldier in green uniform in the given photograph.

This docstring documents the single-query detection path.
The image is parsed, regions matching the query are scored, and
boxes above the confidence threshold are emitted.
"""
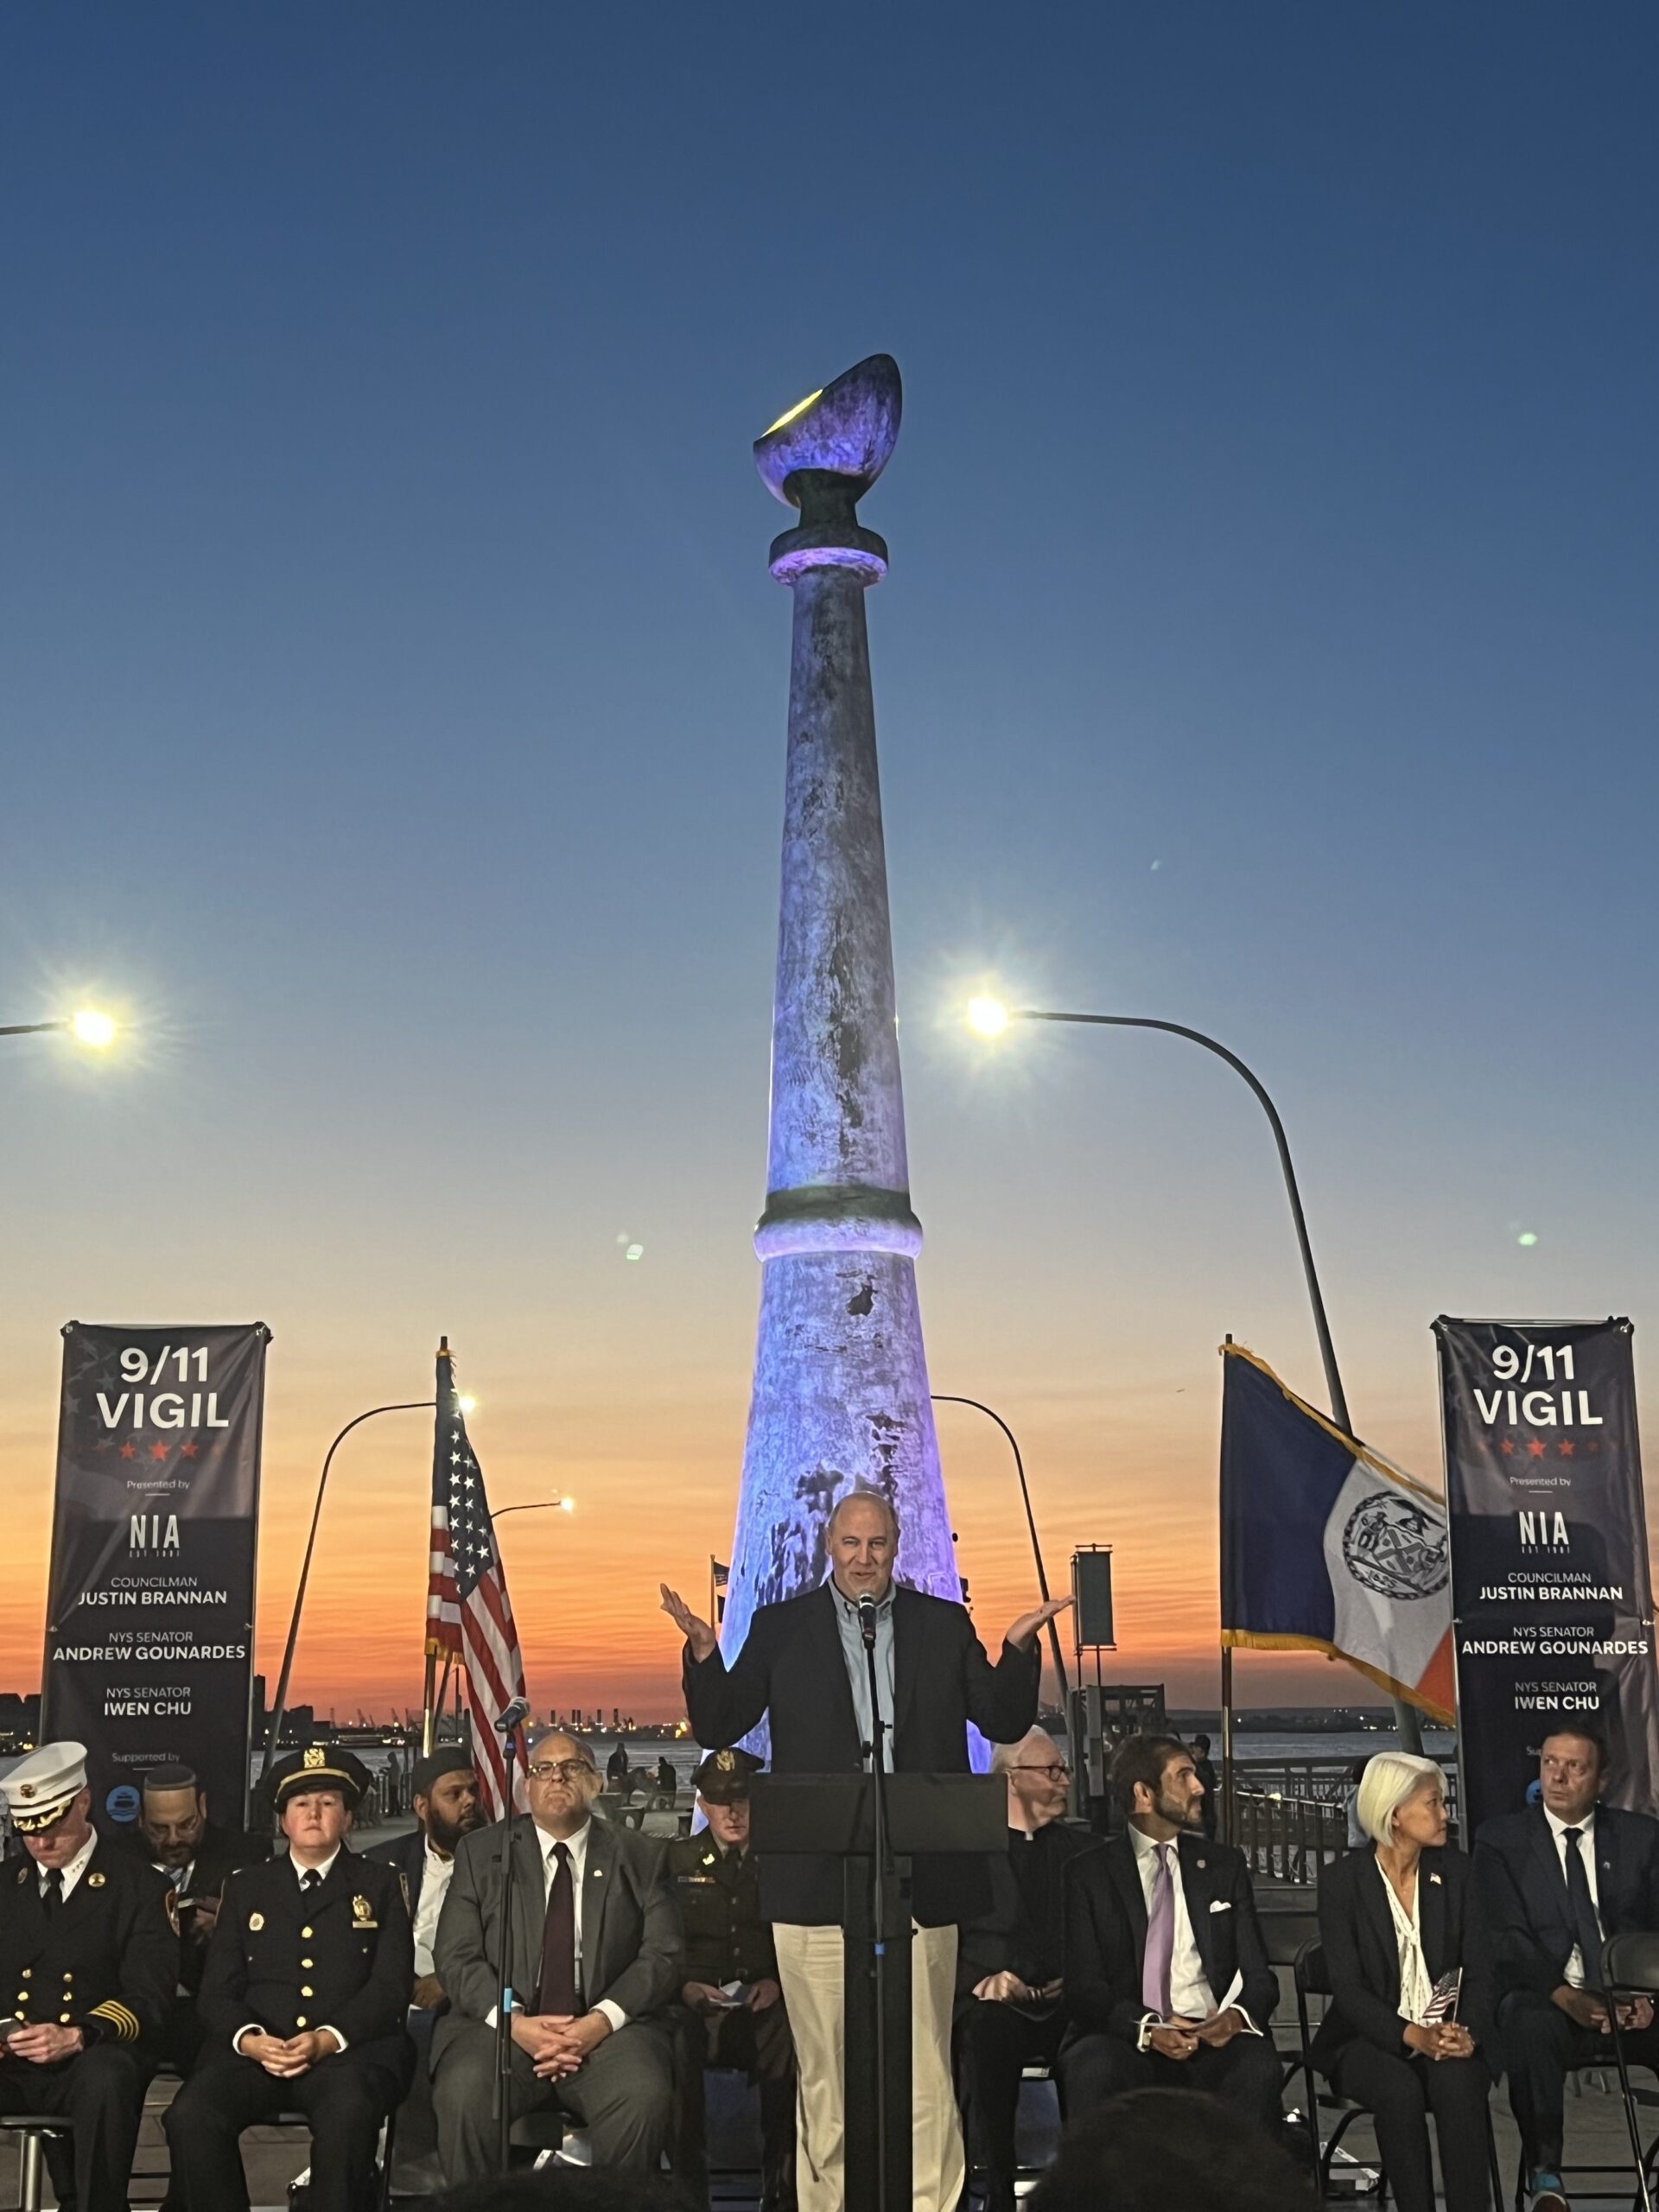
[0,1740,177,2212]
[162,1746,413,2212]
[666,1749,796,2210]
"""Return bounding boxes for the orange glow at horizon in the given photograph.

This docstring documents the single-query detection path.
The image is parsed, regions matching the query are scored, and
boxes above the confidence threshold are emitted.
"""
[0,1346,1428,1724]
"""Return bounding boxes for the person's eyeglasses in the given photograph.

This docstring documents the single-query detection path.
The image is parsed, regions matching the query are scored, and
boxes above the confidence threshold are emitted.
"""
[1009,1763,1071,1778]
[526,1760,594,1783]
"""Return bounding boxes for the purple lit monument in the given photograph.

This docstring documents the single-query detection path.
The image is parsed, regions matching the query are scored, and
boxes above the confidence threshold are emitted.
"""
[718,354,963,1688]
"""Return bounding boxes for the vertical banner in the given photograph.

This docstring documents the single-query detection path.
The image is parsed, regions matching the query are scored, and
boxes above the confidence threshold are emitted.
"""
[42,1323,270,1831]
[1436,1316,1658,1835]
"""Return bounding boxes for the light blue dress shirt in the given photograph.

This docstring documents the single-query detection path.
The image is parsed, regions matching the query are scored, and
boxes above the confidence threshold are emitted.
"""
[831,1581,895,1770]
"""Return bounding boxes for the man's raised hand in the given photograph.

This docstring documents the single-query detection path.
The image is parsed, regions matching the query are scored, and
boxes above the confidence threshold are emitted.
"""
[1003,1595,1074,1652]
[660,1584,717,1663]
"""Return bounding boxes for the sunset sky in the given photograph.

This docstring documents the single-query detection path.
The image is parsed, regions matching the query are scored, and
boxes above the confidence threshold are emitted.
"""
[3,8,1656,1723]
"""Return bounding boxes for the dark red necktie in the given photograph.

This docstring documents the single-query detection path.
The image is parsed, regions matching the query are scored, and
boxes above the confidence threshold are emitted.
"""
[537,1842,576,2015]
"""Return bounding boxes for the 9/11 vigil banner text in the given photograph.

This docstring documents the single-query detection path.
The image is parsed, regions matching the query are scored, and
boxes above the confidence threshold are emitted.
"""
[1436,1315,1659,1835]
[41,1322,270,1829]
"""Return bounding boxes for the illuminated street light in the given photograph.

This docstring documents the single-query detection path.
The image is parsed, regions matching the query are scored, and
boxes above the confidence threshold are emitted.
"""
[491,1497,576,1521]
[0,1009,119,1048]
[458,1394,478,1414]
[965,996,1009,1037]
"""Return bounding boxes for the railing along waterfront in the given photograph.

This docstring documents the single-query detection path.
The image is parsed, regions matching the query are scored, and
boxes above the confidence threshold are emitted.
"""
[1227,1753,1459,1885]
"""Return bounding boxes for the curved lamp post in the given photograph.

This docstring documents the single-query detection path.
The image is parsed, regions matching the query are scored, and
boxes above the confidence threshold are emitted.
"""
[260,1400,436,1777]
[929,1394,1069,1707]
[968,999,1421,1754]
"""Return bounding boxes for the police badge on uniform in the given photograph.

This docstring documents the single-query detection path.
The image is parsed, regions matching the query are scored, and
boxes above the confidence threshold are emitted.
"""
[352,1895,376,1926]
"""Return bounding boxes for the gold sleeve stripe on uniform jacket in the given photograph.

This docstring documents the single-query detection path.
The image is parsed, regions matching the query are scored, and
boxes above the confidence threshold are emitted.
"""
[88,2000,140,2042]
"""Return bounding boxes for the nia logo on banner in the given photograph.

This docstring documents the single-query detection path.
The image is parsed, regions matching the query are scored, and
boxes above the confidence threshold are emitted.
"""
[1343,1491,1451,1602]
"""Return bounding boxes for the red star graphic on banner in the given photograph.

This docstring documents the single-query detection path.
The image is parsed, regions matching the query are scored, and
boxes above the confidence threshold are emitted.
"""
[148,1441,168,1463]
[1500,1438,1516,1456]
[1587,1439,1601,1453]
[118,1442,137,1461]
[1559,1440,1575,1457]
[180,1440,199,1459]
[1528,1439,1548,1459]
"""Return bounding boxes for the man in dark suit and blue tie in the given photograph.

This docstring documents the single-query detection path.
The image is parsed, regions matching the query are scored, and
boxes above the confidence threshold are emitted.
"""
[1474,1724,1659,2211]
[1060,1732,1282,2131]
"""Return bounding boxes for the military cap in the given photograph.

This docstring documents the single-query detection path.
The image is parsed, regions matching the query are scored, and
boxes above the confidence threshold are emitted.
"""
[692,1747,764,1804]
[269,1745,372,1812]
[2,1741,90,1833]
[410,1748,475,1799]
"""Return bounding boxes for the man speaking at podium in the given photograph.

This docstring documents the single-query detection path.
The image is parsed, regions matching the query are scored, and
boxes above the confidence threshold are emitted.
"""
[661,1488,1069,2212]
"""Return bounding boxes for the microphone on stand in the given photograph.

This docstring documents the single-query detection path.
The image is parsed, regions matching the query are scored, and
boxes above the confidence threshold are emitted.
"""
[857,1591,878,1651]
[494,1694,531,1735]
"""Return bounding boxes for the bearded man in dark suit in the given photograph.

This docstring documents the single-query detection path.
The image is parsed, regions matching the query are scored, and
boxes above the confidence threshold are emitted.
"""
[1060,1732,1281,2133]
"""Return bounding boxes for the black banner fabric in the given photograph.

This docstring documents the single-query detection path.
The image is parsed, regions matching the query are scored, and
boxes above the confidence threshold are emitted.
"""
[1436,1316,1658,1835]
[41,1323,270,1831]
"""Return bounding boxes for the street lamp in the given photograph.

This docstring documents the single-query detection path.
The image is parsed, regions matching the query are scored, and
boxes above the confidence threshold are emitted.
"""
[260,1400,436,1778]
[490,1497,576,1522]
[969,999,1421,1753]
[0,1010,118,1048]
[931,1392,1080,1798]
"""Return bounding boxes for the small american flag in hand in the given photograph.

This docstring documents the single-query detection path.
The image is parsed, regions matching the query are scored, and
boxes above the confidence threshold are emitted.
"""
[1422,1968,1462,2024]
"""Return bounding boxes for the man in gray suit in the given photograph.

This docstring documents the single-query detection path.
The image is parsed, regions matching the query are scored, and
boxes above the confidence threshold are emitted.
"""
[431,1728,682,2180]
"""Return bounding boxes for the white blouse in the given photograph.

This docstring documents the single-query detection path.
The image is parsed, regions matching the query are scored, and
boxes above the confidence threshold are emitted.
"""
[1376,1857,1433,2025]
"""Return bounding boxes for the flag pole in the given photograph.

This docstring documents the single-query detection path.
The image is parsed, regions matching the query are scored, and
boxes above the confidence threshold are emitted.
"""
[421,1651,438,1758]
[422,1337,454,1757]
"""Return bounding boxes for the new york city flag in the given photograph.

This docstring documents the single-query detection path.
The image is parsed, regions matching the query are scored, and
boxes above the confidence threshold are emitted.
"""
[1220,1343,1455,1719]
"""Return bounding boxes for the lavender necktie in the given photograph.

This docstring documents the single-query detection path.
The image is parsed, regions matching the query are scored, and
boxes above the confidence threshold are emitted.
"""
[1142,1842,1175,2016]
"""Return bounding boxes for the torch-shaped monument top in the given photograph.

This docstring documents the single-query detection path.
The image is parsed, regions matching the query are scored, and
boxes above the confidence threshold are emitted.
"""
[754,355,901,585]
[753,353,902,507]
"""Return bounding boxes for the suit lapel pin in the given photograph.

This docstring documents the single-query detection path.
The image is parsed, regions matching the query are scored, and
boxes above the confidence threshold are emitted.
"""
[1429,1873,1442,1885]
[592,1867,604,1878]
[1196,1859,1206,1870]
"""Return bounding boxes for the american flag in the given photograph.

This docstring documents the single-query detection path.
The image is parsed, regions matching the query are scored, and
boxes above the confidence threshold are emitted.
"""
[1422,1968,1463,2024]
[426,1348,528,1819]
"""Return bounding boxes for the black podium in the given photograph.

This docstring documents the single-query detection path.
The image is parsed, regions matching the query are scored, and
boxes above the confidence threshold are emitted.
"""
[750,1771,1006,2209]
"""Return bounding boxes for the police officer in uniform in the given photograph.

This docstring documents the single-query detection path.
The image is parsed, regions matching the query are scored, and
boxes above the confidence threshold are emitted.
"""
[667,1749,796,2210]
[0,1741,176,2212]
[163,1746,413,2212]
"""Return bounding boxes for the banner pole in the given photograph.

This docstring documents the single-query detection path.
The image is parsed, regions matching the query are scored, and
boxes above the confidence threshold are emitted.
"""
[1220,1643,1235,1844]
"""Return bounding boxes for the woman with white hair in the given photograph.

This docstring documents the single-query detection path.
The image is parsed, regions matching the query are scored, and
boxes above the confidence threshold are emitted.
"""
[1311,1751,1493,2212]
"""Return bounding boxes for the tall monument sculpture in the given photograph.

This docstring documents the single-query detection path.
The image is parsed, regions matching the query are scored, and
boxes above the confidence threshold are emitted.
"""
[719,353,963,1675]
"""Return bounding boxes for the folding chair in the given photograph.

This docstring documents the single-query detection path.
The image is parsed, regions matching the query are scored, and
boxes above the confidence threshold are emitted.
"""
[0,2116,69,2212]
[1595,1929,1659,2212]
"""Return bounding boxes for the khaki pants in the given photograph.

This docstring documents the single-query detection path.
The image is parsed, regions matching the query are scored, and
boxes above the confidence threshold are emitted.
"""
[772,1919,963,2212]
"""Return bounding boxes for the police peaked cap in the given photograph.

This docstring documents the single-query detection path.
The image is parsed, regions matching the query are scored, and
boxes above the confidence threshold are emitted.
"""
[269,1745,372,1812]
